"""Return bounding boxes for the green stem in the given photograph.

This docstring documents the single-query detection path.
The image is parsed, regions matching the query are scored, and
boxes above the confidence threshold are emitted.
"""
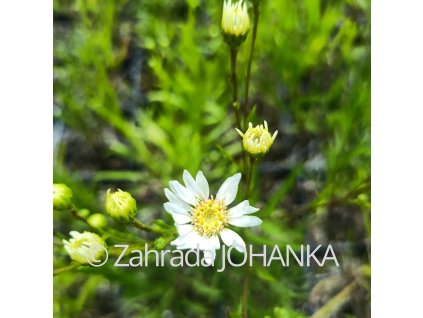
[230,46,242,130]
[245,157,257,198]
[241,156,257,318]
[53,263,81,276]
[244,0,260,127]
[66,205,139,241]
[69,204,91,226]
[132,218,164,234]
[241,265,252,318]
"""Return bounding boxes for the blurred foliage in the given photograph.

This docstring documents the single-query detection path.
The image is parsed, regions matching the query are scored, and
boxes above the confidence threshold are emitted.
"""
[53,0,370,317]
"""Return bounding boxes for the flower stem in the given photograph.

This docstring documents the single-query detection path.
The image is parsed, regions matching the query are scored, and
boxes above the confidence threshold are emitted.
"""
[241,267,250,318]
[69,204,91,226]
[53,262,81,276]
[230,46,242,130]
[132,218,164,234]
[244,0,260,127]
[66,205,142,241]
[245,157,257,198]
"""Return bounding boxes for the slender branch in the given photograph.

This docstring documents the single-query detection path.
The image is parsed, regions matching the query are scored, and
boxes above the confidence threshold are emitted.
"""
[132,218,164,234]
[244,0,260,126]
[241,248,253,318]
[53,263,81,276]
[69,204,91,226]
[230,46,239,102]
[241,157,258,316]
[290,181,371,217]
[245,157,257,198]
[66,205,144,241]
[230,46,242,130]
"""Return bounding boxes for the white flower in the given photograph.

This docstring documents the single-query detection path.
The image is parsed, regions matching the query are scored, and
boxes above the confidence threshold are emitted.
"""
[63,231,107,265]
[164,170,262,265]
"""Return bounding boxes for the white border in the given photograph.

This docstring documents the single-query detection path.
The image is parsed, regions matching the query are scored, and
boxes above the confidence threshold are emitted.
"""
[372,0,423,316]
[1,0,423,316]
[0,1,52,316]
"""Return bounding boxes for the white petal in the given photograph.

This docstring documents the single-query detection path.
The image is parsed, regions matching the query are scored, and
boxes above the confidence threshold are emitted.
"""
[200,235,220,251]
[171,228,198,249]
[170,213,192,225]
[169,180,198,206]
[195,171,209,199]
[164,188,191,209]
[183,170,205,199]
[163,202,190,216]
[202,249,216,266]
[228,215,262,227]
[171,236,191,249]
[216,173,242,205]
[69,231,80,238]
[228,200,259,218]
[175,224,194,236]
[219,229,246,253]
[173,231,202,250]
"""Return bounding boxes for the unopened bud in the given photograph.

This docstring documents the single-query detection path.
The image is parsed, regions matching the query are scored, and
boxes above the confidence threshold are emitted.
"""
[87,213,108,229]
[221,0,250,47]
[53,183,73,210]
[105,189,137,222]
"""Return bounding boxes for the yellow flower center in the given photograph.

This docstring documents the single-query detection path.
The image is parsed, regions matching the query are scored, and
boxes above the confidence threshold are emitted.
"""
[71,238,87,249]
[192,199,228,236]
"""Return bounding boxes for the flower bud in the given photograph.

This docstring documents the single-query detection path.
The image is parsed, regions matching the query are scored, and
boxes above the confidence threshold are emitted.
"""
[236,120,278,156]
[78,208,90,218]
[87,213,108,229]
[221,0,250,47]
[105,189,137,222]
[63,231,107,265]
[53,183,73,210]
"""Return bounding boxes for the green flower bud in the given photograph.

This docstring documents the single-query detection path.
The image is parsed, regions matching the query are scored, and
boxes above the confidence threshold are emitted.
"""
[105,189,137,222]
[87,213,108,229]
[222,0,250,47]
[53,183,73,210]
[78,208,90,218]
[63,231,107,265]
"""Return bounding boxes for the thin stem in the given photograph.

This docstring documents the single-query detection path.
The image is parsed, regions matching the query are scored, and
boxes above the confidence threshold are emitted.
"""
[66,205,141,241]
[132,218,164,234]
[69,204,91,226]
[241,266,251,318]
[244,0,260,126]
[245,157,257,198]
[241,157,257,318]
[230,46,242,130]
[53,263,81,276]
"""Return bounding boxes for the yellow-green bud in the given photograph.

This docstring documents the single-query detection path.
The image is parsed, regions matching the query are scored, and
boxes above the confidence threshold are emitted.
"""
[87,213,108,229]
[222,0,250,47]
[63,231,107,265]
[236,120,278,157]
[78,208,90,218]
[105,189,137,222]
[53,183,73,210]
